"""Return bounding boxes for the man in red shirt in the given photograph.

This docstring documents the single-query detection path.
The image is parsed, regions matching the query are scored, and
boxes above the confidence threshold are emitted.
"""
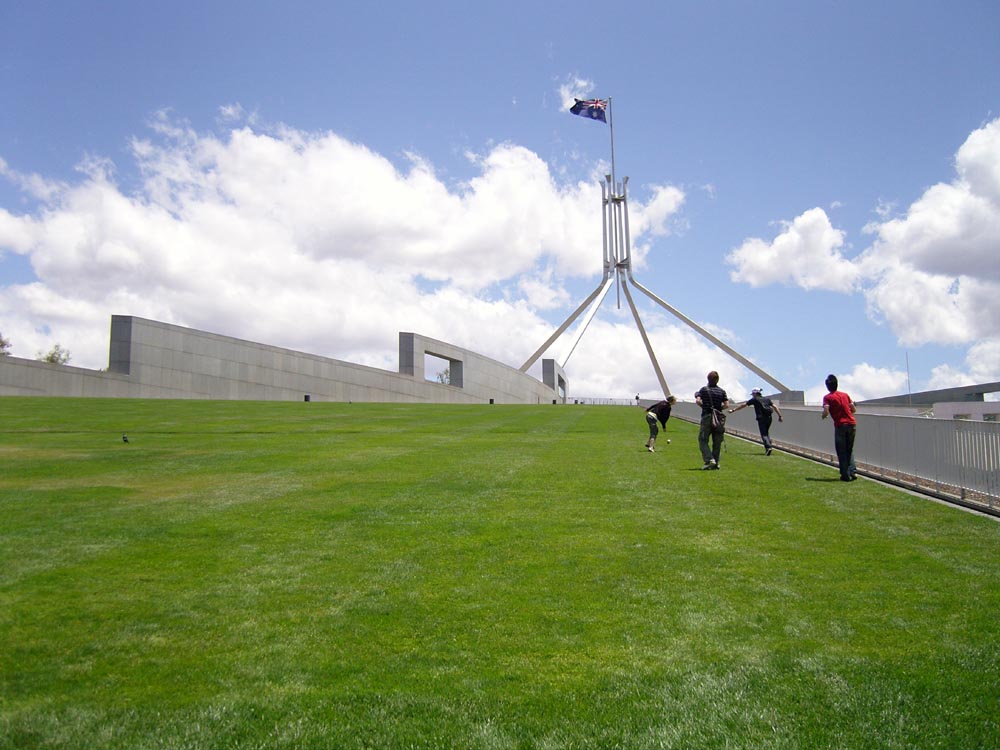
[821,374,857,481]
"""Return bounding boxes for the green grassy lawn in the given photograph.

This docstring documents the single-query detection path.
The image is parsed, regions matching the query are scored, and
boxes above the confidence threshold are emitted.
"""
[1,397,998,749]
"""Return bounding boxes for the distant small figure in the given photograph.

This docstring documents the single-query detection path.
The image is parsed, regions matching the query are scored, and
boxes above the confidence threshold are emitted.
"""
[122,433,129,444]
[821,374,857,481]
[695,371,729,469]
[643,395,676,452]
[729,388,783,455]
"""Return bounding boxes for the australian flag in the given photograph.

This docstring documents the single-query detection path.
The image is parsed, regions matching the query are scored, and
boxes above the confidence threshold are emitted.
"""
[569,98,608,123]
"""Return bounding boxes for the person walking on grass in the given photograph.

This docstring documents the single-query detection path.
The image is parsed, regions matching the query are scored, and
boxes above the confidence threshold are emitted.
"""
[695,371,729,470]
[821,373,857,482]
[729,388,783,455]
[643,395,676,452]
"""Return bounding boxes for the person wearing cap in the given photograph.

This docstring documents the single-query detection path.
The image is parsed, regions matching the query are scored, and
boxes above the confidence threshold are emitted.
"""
[729,388,783,456]
[643,395,676,452]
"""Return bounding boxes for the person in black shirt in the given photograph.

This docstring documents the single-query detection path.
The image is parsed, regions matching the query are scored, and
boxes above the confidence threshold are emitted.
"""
[729,388,783,455]
[695,371,729,469]
[643,395,676,452]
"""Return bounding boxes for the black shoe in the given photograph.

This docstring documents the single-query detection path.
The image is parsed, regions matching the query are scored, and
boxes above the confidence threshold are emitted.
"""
[765,447,772,456]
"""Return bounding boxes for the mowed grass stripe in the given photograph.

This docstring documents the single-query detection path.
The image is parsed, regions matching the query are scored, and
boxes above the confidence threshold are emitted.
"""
[1,397,998,749]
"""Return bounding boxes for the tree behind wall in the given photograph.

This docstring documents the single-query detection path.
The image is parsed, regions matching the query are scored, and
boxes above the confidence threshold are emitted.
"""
[37,344,71,365]
[0,332,10,356]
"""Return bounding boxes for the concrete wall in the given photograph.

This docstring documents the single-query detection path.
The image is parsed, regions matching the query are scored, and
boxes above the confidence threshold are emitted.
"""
[542,359,568,401]
[0,356,139,397]
[397,331,565,404]
[933,402,1000,422]
[0,316,564,404]
[861,381,1000,407]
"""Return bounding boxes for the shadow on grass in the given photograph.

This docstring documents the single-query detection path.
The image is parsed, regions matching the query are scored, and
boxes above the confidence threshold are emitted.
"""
[805,477,845,482]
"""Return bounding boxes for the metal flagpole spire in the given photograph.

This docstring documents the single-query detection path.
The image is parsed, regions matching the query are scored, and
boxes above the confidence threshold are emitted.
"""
[522,98,796,399]
[608,97,617,194]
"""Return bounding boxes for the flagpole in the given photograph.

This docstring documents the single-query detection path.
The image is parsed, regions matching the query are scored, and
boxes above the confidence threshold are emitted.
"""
[608,97,617,193]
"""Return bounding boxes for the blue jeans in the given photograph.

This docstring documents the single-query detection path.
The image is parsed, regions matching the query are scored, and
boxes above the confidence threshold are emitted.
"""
[834,423,857,480]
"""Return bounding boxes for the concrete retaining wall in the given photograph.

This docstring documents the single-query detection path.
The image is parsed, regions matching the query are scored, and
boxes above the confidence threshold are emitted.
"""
[0,316,564,404]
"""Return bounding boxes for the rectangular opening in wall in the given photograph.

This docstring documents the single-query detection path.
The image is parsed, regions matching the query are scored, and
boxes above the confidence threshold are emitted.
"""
[425,353,451,385]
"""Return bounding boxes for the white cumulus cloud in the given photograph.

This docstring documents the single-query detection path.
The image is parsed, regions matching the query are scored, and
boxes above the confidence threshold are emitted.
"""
[928,339,1000,391]
[804,362,910,404]
[0,112,687,385]
[860,118,1000,347]
[727,117,1000,387]
[726,207,858,292]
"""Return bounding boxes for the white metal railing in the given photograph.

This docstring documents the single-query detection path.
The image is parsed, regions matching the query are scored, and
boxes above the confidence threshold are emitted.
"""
[572,397,639,406]
[670,402,1000,516]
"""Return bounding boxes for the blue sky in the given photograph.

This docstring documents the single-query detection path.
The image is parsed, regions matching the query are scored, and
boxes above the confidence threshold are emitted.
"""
[2,0,998,403]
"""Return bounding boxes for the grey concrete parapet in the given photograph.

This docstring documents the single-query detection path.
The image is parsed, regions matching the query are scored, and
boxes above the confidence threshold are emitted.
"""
[542,359,567,403]
[0,316,564,404]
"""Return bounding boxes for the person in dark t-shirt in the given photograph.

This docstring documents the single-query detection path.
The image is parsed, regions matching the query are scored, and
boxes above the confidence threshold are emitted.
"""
[643,395,676,452]
[695,371,729,469]
[730,388,783,455]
